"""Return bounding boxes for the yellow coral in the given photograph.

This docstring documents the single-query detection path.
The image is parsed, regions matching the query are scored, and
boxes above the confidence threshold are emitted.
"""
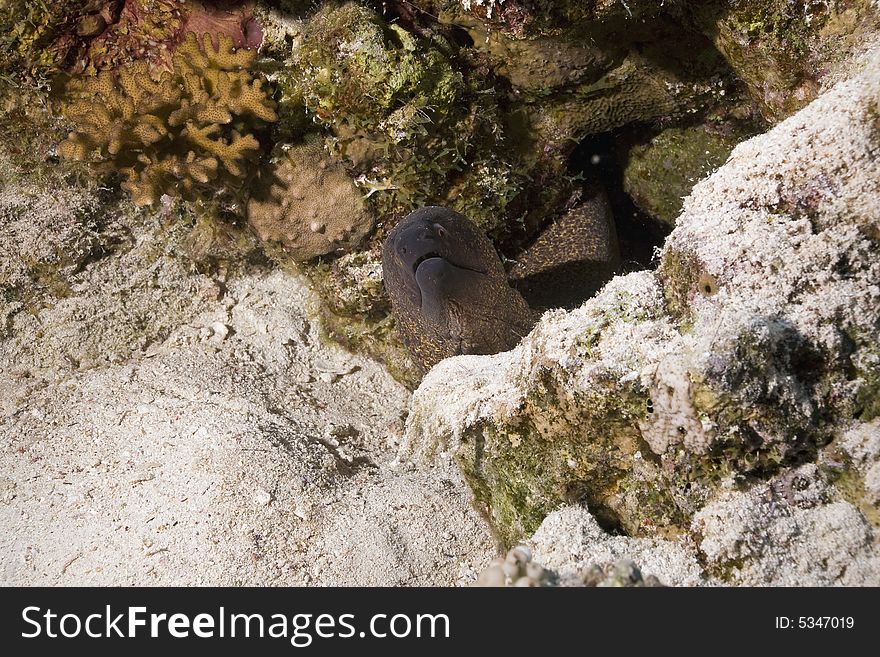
[58,33,277,206]
[182,122,259,178]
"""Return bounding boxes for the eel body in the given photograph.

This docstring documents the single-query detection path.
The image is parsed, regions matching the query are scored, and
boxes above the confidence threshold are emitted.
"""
[509,190,620,310]
[382,196,619,371]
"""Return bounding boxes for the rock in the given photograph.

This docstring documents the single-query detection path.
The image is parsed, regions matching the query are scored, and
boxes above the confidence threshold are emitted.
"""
[75,14,106,38]
[0,175,114,312]
[399,49,880,585]
[274,1,516,233]
[304,250,423,388]
[209,322,230,343]
[618,125,744,227]
[829,419,880,523]
[529,505,702,586]
[693,465,879,585]
[680,0,880,122]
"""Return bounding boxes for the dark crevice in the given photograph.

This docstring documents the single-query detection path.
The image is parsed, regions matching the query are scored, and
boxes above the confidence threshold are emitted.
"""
[569,130,671,272]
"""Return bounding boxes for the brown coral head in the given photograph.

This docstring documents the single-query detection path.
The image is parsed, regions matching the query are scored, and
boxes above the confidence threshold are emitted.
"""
[246,144,374,262]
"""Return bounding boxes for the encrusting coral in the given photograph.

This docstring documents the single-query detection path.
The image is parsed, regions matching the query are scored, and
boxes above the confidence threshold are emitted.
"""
[58,31,277,207]
[246,141,374,261]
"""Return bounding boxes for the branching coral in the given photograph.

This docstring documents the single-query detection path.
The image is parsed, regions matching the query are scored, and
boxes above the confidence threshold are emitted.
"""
[58,32,277,206]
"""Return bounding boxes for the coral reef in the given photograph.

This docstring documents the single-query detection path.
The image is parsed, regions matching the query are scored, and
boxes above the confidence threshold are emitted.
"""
[401,272,683,543]
[431,0,663,35]
[258,0,758,384]
[4,0,880,588]
[246,141,373,261]
[274,1,582,238]
[399,49,880,571]
[75,0,187,74]
[680,0,880,122]
[58,31,277,206]
[0,0,265,77]
[529,489,879,586]
[462,15,732,136]
[278,2,497,232]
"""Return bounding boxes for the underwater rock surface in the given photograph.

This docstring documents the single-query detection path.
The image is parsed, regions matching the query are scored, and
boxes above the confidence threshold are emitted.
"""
[3,0,880,586]
[401,49,880,584]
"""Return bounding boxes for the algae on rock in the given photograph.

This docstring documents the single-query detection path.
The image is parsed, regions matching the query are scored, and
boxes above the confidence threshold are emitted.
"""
[401,50,880,555]
[618,125,744,227]
[276,1,576,237]
[304,250,424,388]
[681,0,880,122]
[0,0,85,76]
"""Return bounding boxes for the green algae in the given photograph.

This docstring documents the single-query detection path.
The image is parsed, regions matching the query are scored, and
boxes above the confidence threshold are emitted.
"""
[620,126,743,227]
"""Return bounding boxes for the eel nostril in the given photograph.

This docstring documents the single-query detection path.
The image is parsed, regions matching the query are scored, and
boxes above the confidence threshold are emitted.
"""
[433,223,447,238]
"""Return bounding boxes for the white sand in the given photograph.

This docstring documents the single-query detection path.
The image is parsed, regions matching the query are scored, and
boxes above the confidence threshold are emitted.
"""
[0,192,496,585]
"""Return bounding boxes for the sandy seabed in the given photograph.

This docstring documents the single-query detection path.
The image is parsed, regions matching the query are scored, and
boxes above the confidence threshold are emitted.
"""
[0,210,496,584]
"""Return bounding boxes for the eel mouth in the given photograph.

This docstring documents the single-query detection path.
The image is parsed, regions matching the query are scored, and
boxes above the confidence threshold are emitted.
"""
[412,252,442,275]
[412,252,487,277]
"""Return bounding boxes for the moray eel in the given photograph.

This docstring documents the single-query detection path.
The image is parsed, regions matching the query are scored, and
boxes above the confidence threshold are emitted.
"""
[382,199,619,372]
[382,206,537,371]
[510,191,620,310]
